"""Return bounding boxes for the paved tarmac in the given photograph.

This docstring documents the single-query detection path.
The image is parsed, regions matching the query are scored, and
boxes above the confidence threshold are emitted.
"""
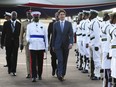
[0,44,102,87]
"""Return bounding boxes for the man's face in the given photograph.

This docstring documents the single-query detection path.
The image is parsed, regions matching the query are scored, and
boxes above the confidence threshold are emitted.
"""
[27,12,32,20]
[89,13,94,20]
[55,12,59,21]
[33,16,40,22]
[58,12,66,21]
[11,12,17,21]
[89,13,97,20]
[82,14,85,19]
[113,18,116,24]
[78,14,83,21]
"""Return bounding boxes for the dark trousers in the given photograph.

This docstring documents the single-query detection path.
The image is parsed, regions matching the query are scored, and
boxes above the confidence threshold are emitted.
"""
[55,46,69,77]
[30,50,44,78]
[104,69,111,87]
[90,57,94,77]
[6,40,18,73]
[50,48,57,72]
[5,48,8,65]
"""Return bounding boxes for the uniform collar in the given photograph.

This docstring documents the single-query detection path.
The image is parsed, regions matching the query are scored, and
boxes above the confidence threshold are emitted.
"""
[91,17,98,22]
[86,19,90,21]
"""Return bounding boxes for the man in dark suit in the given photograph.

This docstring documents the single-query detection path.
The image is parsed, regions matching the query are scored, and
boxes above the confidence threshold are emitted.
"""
[52,9,73,81]
[1,11,21,76]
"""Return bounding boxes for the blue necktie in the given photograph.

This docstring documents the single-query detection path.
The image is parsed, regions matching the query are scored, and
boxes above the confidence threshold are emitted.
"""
[60,22,64,32]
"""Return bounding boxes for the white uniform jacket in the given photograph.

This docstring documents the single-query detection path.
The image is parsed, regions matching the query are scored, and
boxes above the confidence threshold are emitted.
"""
[110,25,116,78]
[110,25,116,57]
[101,23,112,69]
[82,19,90,44]
[76,20,84,42]
[89,18,101,47]
[26,22,48,50]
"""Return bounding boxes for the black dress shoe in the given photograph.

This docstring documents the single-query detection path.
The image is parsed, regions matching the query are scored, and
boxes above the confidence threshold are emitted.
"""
[58,76,64,81]
[91,76,100,80]
[26,74,31,78]
[4,65,8,67]
[32,78,36,82]
[78,67,83,70]
[81,70,88,73]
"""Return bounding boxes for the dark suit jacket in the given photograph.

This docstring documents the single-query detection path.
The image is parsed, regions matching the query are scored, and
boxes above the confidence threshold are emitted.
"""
[48,21,55,47]
[52,20,73,49]
[1,20,21,47]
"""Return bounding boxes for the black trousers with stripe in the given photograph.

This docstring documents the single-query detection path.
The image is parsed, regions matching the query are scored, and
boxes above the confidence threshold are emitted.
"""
[30,50,44,78]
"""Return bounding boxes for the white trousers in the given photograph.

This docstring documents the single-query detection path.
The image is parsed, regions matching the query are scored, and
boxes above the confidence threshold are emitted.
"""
[91,45,101,77]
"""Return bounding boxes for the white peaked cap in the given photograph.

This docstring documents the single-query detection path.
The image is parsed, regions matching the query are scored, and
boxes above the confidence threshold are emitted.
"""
[90,9,99,14]
[83,10,90,13]
[52,17,56,20]
[31,11,41,17]
[4,12,11,16]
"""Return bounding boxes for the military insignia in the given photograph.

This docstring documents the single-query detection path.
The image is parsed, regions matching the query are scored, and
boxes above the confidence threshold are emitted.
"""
[40,26,43,29]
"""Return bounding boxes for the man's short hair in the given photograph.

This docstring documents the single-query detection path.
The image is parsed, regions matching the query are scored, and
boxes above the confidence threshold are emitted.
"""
[57,9,66,15]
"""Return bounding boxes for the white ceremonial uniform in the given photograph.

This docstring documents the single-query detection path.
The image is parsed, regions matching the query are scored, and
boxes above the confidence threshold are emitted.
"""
[89,17,101,77]
[78,20,85,56]
[110,25,116,78]
[26,21,48,50]
[76,21,84,69]
[82,19,91,70]
[82,19,90,58]
[101,22,113,69]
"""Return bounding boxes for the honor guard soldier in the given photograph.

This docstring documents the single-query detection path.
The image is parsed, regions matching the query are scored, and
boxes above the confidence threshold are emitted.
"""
[26,11,48,82]
[109,13,116,87]
[77,12,85,70]
[75,12,84,69]
[20,10,32,78]
[81,10,90,73]
[89,9,101,80]
[101,13,113,87]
